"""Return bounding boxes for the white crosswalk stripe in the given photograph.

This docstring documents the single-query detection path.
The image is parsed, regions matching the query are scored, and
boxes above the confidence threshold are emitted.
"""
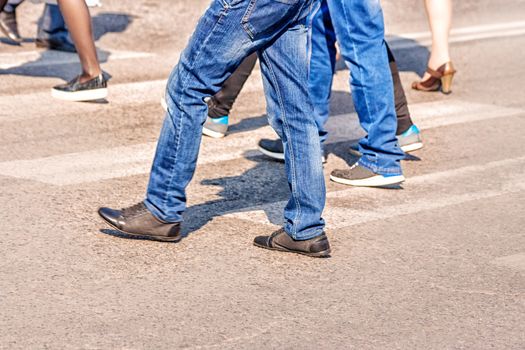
[223,156,525,229]
[0,49,155,70]
[0,100,522,185]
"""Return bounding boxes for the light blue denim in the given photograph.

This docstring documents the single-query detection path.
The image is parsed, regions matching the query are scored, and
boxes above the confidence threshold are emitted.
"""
[315,0,404,175]
[145,0,326,240]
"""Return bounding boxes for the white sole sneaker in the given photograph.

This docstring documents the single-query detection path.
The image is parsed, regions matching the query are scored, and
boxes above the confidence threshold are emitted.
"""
[330,174,405,187]
[202,127,226,138]
[257,145,285,160]
[51,87,108,102]
[401,142,423,153]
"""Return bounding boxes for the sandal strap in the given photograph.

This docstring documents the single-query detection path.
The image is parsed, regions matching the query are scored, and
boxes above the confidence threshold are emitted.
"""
[426,66,443,79]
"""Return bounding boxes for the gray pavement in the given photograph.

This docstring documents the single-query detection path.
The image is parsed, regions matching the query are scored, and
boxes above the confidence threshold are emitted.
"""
[1,1,524,349]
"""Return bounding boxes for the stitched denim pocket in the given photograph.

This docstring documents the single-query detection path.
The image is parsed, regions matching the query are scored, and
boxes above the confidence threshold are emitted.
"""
[241,0,302,40]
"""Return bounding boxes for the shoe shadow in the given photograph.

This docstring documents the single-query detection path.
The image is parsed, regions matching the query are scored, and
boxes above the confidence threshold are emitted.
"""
[0,12,133,81]
[180,151,290,235]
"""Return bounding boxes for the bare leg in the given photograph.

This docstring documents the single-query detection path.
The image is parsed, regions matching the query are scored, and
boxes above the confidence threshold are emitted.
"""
[57,0,101,82]
[422,0,452,80]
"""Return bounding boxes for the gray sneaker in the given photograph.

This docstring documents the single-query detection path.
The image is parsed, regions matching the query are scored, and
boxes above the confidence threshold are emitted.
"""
[202,115,229,138]
[330,162,405,187]
[349,124,423,156]
[161,97,229,138]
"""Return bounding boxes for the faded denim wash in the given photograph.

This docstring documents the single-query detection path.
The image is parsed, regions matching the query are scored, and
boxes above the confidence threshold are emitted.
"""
[321,0,404,175]
[145,0,326,240]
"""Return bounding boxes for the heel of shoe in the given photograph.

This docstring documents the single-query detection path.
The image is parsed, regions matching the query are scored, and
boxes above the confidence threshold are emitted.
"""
[441,72,455,94]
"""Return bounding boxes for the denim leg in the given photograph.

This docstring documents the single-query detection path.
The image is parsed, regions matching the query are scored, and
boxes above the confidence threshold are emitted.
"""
[327,0,404,175]
[259,19,325,240]
[309,0,337,151]
[145,0,324,239]
[37,4,67,40]
[3,0,24,13]
[145,0,254,222]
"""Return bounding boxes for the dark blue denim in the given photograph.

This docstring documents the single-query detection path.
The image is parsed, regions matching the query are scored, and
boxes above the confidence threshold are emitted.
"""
[37,4,73,44]
[3,0,23,13]
[316,0,404,175]
[145,0,326,240]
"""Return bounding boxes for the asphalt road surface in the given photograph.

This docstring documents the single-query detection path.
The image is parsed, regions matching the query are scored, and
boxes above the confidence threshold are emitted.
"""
[1,1,524,349]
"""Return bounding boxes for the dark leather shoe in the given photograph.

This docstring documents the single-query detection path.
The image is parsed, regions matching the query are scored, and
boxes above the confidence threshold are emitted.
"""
[0,11,22,44]
[98,202,182,242]
[35,37,77,53]
[254,229,331,258]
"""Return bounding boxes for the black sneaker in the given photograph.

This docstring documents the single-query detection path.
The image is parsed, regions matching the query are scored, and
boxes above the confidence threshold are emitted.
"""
[258,138,327,163]
[52,73,109,102]
[258,138,285,160]
[98,202,182,242]
[330,162,405,187]
[254,228,331,258]
[0,10,22,44]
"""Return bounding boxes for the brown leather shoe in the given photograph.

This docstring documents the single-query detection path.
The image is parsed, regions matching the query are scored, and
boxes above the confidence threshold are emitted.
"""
[254,229,331,258]
[98,202,182,242]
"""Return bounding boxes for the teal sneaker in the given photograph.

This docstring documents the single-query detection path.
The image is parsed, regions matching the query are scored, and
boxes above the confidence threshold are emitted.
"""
[397,124,423,152]
[161,97,229,138]
[203,115,229,138]
[349,124,423,156]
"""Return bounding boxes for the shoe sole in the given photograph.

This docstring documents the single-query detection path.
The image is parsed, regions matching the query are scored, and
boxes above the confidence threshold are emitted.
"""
[202,127,226,138]
[52,87,108,102]
[257,145,285,160]
[330,174,405,187]
[253,241,331,258]
[400,142,423,153]
[98,211,182,243]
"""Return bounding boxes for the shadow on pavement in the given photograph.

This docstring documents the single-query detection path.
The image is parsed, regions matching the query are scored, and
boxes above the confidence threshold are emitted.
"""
[0,12,133,81]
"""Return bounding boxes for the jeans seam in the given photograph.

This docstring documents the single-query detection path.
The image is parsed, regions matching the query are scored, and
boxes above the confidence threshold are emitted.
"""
[341,5,374,128]
[160,6,228,212]
[261,49,301,238]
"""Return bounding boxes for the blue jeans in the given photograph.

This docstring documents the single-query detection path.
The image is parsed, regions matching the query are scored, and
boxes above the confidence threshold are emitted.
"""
[308,0,337,150]
[317,0,404,175]
[145,0,326,240]
[37,4,73,43]
[3,0,24,13]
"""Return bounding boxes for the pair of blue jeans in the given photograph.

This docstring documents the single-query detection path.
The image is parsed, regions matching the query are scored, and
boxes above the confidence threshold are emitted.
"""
[145,0,326,240]
[311,0,404,175]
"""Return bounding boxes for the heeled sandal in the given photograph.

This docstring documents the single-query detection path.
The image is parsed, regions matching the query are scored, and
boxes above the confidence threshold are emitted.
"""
[412,61,456,94]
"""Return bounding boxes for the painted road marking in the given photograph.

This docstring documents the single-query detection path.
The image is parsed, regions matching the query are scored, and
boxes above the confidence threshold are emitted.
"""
[491,254,525,271]
[223,157,525,229]
[0,100,522,185]
[388,20,525,50]
[0,74,264,121]
[0,49,154,70]
[1,20,523,71]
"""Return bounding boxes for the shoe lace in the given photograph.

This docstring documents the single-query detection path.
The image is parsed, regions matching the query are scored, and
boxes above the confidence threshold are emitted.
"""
[122,202,148,217]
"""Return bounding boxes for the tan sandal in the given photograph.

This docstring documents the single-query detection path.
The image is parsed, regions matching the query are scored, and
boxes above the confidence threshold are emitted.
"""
[412,61,456,94]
